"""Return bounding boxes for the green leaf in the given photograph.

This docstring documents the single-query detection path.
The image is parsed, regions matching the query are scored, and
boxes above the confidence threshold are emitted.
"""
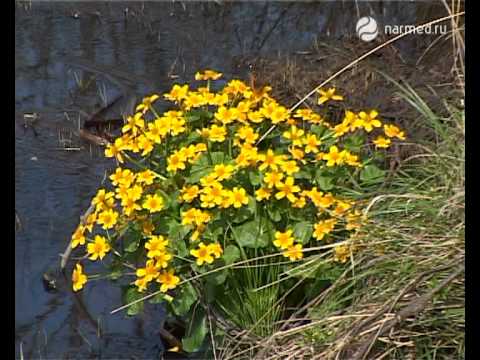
[203,221,224,243]
[343,134,364,153]
[315,168,335,191]
[210,152,228,164]
[231,196,256,224]
[294,169,312,180]
[267,203,282,222]
[123,286,144,316]
[360,164,385,184]
[232,217,273,248]
[149,292,167,304]
[171,282,198,316]
[182,308,208,353]
[310,125,329,138]
[249,170,262,186]
[123,229,142,253]
[223,245,240,265]
[293,221,313,244]
[205,268,227,285]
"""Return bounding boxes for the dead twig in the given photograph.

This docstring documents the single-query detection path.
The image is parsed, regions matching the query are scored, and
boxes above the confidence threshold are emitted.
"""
[60,203,95,271]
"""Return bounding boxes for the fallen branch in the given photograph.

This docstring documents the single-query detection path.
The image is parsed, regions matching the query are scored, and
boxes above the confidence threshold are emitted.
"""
[59,203,95,271]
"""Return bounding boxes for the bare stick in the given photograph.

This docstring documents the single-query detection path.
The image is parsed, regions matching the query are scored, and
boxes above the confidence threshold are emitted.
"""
[60,203,95,270]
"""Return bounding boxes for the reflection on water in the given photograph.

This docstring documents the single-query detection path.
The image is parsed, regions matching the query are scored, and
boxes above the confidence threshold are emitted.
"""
[15,1,433,358]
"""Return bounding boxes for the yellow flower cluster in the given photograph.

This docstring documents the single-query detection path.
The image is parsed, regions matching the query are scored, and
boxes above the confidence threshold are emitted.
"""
[190,242,223,266]
[273,230,303,261]
[70,70,406,296]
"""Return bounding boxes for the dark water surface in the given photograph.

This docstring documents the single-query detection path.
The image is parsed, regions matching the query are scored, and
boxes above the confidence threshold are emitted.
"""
[15,1,437,358]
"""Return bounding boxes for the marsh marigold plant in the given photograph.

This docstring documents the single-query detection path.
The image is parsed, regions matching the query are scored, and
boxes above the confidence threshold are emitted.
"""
[69,69,405,350]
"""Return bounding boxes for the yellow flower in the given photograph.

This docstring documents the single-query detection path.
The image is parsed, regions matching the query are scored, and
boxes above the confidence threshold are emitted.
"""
[255,187,272,201]
[87,235,111,261]
[136,170,156,185]
[143,194,164,213]
[294,108,315,120]
[384,124,406,140]
[167,153,186,173]
[282,125,304,146]
[303,134,321,154]
[373,136,391,149]
[182,208,199,226]
[292,196,307,208]
[105,138,126,163]
[288,146,306,163]
[209,93,229,106]
[281,160,300,176]
[157,269,180,293]
[317,87,344,105]
[215,106,239,125]
[181,185,200,203]
[200,182,225,208]
[72,263,88,292]
[170,117,186,136]
[333,245,350,263]
[195,69,222,81]
[323,146,344,167]
[283,244,303,261]
[110,168,135,187]
[164,84,189,102]
[154,251,172,269]
[135,276,149,292]
[275,177,301,203]
[136,259,160,282]
[136,94,160,113]
[84,213,97,233]
[145,235,169,258]
[137,135,154,156]
[208,125,227,142]
[184,92,207,109]
[190,224,205,242]
[269,105,290,124]
[273,230,294,249]
[356,110,382,132]
[179,145,197,162]
[344,152,362,167]
[258,149,284,172]
[212,164,235,181]
[190,242,214,266]
[228,187,249,208]
[236,126,259,144]
[207,243,223,258]
[333,200,352,216]
[124,185,143,203]
[142,220,155,235]
[97,209,119,230]
[122,113,145,135]
[146,121,164,144]
[313,219,337,241]
[71,225,86,249]
[247,110,265,123]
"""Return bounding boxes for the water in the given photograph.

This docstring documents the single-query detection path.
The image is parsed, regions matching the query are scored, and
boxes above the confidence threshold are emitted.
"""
[15,1,442,358]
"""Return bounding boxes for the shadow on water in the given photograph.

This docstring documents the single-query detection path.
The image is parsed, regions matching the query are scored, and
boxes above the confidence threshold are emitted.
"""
[15,1,444,358]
